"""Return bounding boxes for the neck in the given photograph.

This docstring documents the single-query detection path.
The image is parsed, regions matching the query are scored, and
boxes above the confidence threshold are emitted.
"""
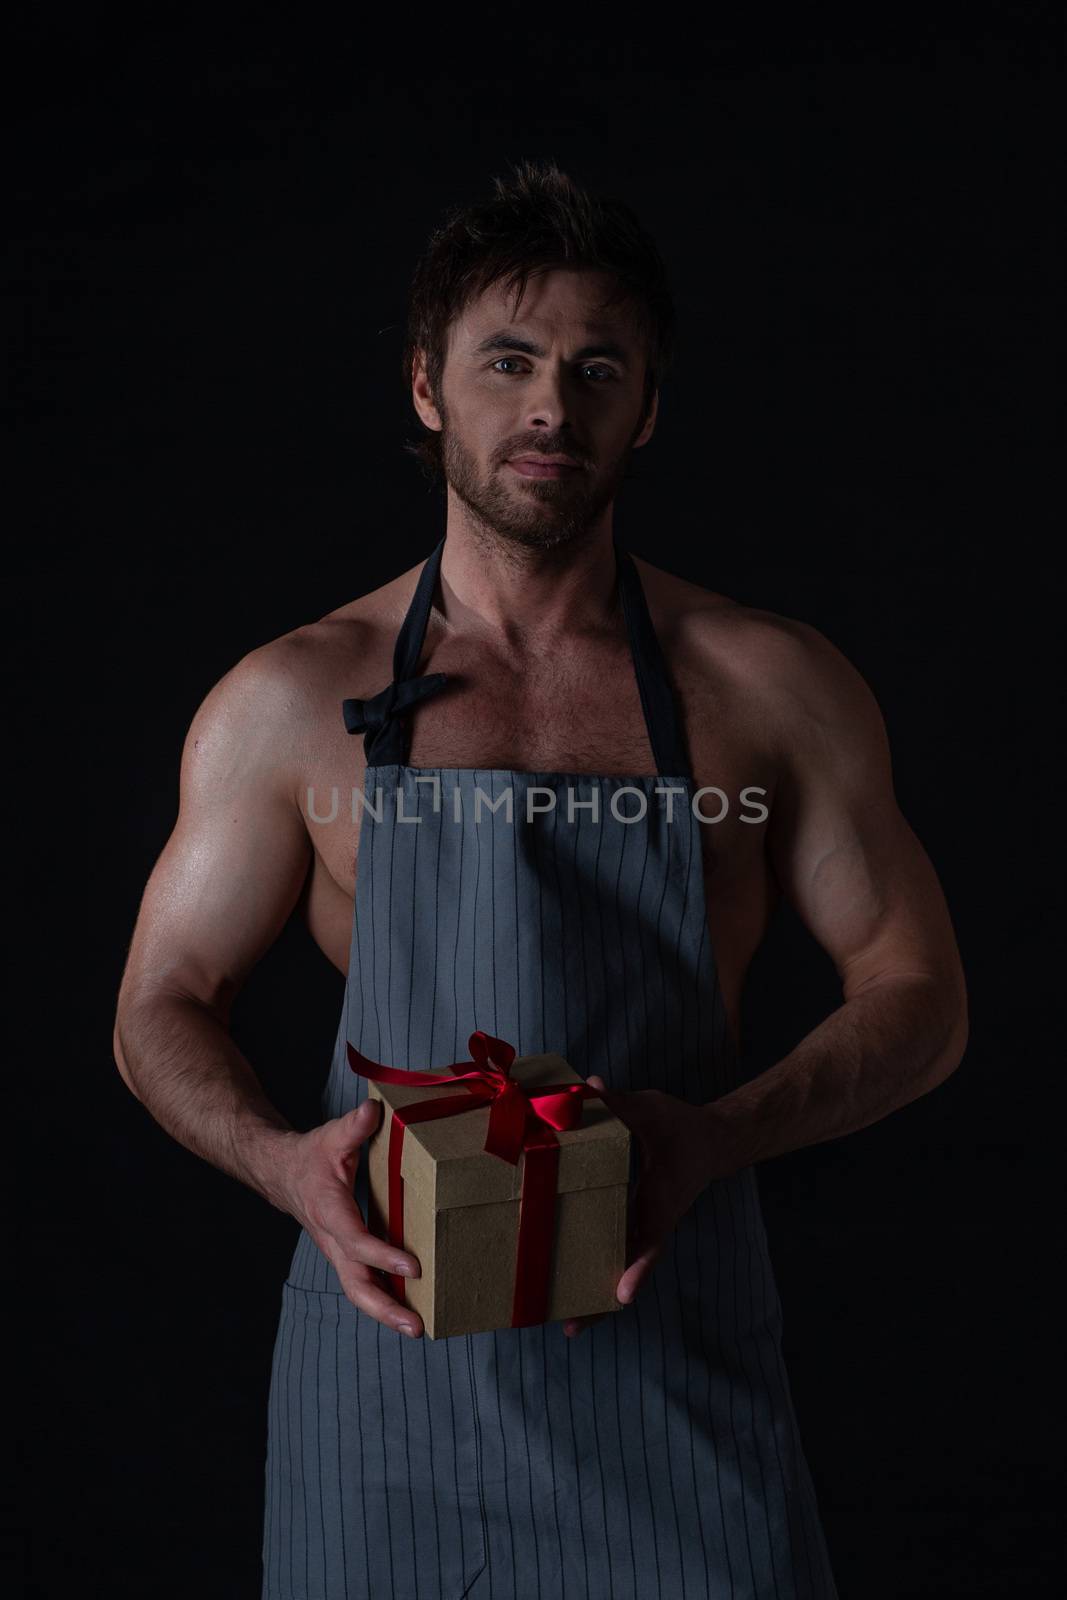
[434,526,624,650]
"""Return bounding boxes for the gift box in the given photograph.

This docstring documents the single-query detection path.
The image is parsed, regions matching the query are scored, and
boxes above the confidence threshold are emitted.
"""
[347,1031,631,1339]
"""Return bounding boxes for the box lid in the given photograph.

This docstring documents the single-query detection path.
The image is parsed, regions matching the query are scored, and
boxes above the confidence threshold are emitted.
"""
[367,1052,631,1209]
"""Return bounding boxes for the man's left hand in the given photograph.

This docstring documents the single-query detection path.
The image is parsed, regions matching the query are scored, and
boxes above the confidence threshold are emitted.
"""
[562,1075,733,1339]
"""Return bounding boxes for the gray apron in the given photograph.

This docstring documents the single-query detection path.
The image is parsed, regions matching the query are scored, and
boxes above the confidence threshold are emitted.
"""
[262,534,840,1599]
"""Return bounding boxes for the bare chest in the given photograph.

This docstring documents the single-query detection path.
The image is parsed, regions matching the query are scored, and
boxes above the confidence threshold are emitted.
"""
[296,633,778,1024]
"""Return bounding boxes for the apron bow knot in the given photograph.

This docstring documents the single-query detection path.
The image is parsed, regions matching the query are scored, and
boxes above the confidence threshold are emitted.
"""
[343,672,449,736]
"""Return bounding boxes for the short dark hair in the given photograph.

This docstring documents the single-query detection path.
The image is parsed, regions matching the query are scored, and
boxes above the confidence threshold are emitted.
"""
[400,158,677,481]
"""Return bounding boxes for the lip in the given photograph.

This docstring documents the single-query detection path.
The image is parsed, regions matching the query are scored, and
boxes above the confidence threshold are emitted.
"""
[508,456,582,478]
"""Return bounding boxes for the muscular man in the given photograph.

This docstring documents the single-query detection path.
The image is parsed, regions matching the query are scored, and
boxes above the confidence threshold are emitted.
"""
[114,160,967,1600]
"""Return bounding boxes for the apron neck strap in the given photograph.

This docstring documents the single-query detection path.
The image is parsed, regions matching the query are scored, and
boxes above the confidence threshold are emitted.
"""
[385,532,692,780]
[612,530,692,780]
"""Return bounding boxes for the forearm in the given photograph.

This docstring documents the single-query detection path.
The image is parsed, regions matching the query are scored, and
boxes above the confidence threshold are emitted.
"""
[114,992,299,1212]
[703,974,968,1177]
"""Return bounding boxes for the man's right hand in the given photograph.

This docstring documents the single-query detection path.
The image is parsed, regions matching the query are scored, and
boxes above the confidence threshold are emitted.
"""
[111,641,423,1341]
[278,1098,424,1338]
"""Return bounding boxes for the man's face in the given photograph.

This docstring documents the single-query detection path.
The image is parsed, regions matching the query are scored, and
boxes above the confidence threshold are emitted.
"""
[413,268,657,552]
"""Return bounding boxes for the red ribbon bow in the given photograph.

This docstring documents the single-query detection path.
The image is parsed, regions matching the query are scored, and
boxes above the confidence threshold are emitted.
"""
[346,1031,602,1328]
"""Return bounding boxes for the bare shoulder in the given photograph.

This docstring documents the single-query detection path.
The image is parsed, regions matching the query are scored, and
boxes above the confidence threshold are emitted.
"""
[180,558,426,791]
[197,554,427,719]
[634,553,888,760]
[186,623,348,746]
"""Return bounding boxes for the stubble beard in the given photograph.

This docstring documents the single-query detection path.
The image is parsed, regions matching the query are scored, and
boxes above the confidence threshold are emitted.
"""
[439,414,637,557]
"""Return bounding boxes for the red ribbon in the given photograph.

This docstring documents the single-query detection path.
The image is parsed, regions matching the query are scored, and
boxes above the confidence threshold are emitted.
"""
[346,1031,602,1328]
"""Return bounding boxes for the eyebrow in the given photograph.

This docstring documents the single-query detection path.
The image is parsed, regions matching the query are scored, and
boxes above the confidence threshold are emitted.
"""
[472,331,631,366]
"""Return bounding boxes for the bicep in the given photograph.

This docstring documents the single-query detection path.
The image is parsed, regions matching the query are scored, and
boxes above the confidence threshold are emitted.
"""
[118,649,313,1020]
[767,629,963,998]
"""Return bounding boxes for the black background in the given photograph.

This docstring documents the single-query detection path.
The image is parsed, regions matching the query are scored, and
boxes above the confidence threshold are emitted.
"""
[12,15,1061,1599]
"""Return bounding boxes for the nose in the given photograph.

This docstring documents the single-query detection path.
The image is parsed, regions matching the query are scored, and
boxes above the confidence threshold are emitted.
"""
[521,364,575,434]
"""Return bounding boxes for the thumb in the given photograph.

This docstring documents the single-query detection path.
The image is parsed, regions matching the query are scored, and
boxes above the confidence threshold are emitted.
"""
[588,1075,625,1117]
[334,1097,382,1146]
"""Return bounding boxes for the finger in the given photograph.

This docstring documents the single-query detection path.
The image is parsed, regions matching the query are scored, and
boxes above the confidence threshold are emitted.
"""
[330,1098,382,1151]
[321,1201,425,1336]
[587,1075,627,1123]
[616,1242,663,1304]
[563,1312,607,1338]
[334,1261,425,1338]
[314,1184,421,1281]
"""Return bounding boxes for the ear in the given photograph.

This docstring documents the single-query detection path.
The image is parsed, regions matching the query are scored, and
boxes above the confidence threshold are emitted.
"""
[631,386,659,451]
[411,348,443,432]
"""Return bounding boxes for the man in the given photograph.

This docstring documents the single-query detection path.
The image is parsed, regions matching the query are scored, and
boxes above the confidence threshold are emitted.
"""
[114,160,967,1600]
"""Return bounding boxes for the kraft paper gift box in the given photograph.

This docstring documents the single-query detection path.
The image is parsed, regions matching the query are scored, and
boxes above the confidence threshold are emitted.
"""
[347,1033,632,1340]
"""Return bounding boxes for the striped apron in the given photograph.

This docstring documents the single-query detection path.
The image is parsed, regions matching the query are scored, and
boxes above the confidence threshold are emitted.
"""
[262,534,840,1599]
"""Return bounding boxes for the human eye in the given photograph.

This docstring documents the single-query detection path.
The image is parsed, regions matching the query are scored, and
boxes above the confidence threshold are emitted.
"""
[581,364,617,382]
[490,356,527,375]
